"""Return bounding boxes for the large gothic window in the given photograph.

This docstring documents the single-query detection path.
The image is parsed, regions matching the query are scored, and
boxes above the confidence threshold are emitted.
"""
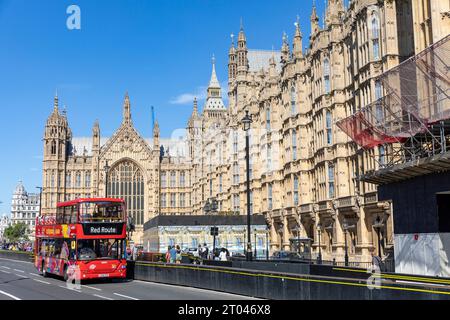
[107,160,144,226]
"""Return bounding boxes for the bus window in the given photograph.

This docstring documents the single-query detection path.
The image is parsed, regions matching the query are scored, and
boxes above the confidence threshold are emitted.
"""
[63,206,72,224]
[56,207,64,224]
[79,202,124,223]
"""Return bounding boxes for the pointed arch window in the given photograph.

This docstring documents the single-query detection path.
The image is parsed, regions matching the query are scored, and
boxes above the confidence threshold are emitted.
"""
[328,164,335,199]
[372,16,380,60]
[51,140,57,155]
[85,172,91,188]
[323,58,331,94]
[75,172,81,188]
[65,172,72,188]
[293,175,299,206]
[326,110,333,145]
[266,105,271,131]
[290,86,297,115]
[292,129,297,161]
[108,160,144,225]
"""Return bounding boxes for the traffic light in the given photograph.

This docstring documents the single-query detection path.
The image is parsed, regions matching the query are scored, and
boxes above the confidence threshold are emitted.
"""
[210,226,219,236]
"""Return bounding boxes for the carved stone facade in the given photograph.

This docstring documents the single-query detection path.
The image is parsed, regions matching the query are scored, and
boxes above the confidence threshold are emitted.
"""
[41,0,449,261]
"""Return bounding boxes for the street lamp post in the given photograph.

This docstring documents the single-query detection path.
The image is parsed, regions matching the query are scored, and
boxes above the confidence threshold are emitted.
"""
[254,228,257,259]
[266,229,269,260]
[104,160,111,198]
[242,110,253,262]
[374,216,383,258]
[342,220,349,267]
[317,222,323,264]
[36,187,43,217]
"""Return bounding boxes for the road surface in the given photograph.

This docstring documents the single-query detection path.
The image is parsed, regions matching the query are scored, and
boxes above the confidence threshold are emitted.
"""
[0,257,258,300]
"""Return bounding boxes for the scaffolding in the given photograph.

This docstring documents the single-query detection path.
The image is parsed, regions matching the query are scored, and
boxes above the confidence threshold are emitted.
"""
[337,34,450,168]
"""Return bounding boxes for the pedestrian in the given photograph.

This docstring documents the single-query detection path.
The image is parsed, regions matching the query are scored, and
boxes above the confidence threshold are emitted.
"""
[219,248,227,261]
[203,243,209,260]
[165,246,171,263]
[371,250,382,272]
[169,245,177,263]
[175,245,182,264]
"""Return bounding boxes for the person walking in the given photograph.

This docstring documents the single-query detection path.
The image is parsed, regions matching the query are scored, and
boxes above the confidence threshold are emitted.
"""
[169,245,177,264]
[175,245,182,264]
[165,246,171,263]
[371,250,382,272]
[219,248,228,261]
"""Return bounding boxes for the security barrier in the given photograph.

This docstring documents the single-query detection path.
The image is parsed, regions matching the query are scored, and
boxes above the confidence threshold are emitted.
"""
[132,261,450,300]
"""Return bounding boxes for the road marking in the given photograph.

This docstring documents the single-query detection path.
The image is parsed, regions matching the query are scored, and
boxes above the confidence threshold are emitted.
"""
[0,257,32,264]
[58,285,82,293]
[14,273,27,278]
[0,289,21,300]
[0,266,11,269]
[113,292,139,300]
[29,273,40,277]
[33,279,51,285]
[93,294,113,300]
[82,285,102,291]
[0,270,11,274]
[13,269,24,273]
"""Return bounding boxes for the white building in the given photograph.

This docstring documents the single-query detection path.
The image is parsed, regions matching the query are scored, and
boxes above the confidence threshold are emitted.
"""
[10,181,40,241]
[0,215,11,242]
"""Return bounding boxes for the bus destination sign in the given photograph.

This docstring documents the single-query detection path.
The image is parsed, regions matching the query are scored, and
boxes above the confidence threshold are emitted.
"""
[82,223,123,235]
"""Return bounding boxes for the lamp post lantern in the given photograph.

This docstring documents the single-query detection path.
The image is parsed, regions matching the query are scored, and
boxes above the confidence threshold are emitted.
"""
[242,110,253,261]
[317,222,323,264]
[342,220,349,267]
[104,160,111,198]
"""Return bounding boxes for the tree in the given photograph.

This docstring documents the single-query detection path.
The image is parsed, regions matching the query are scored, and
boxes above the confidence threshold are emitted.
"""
[4,223,29,243]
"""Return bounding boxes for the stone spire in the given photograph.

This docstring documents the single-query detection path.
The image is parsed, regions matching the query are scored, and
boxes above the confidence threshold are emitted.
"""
[205,56,226,111]
[209,54,220,89]
[192,97,199,117]
[281,32,290,63]
[311,0,320,35]
[92,119,100,153]
[153,120,160,149]
[293,15,303,59]
[123,92,132,124]
[53,90,59,114]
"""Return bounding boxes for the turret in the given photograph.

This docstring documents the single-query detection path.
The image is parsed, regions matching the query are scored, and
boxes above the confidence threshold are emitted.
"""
[236,20,249,76]
[228,33,237,83]
[92,120,100,154]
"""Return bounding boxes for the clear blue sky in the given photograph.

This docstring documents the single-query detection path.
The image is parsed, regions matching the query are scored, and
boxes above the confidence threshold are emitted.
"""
[0,0,330,215]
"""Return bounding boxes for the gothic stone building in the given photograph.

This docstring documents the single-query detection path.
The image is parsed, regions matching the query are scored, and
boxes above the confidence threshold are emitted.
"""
[41,0,450,262]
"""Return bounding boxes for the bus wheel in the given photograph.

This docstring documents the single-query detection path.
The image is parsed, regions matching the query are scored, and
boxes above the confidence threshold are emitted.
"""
[63,265,69,281]
[42,261,48,278]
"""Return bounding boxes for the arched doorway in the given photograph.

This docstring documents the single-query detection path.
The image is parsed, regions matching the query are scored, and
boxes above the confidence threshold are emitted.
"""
[107,160,144,226]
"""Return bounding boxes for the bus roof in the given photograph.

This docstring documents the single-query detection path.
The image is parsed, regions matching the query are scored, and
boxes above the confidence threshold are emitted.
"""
[57,198,125,207]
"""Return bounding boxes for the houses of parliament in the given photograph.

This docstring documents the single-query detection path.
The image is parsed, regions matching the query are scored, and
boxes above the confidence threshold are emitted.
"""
[41,0,450,263]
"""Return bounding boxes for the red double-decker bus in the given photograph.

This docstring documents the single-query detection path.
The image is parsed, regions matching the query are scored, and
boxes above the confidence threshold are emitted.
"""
[34,198,128,281]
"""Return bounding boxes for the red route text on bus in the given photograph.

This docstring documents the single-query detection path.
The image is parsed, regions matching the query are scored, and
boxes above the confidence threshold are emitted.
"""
[34,198,128,281]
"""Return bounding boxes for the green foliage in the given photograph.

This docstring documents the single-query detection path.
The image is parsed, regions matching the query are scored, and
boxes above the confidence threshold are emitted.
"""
[3,223,29,243]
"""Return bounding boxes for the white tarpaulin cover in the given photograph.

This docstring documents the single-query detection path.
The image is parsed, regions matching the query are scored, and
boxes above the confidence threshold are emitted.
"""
[394,233,450,277]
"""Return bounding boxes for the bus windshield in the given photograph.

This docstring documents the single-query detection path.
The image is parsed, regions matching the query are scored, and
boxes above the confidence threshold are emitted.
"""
[77,239,124,260]
[79,201,124,223]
